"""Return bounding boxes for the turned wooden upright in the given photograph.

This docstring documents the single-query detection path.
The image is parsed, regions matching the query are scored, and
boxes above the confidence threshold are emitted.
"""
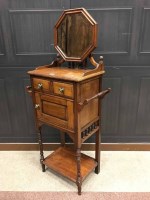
[26,8,111,195]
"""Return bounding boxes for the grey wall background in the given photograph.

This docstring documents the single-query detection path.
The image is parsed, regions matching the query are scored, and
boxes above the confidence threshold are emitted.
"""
[0,0,150,143]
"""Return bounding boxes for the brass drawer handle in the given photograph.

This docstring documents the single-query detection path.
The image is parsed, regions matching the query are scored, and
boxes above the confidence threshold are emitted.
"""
[37,83,43,89]
[59,87,64,94]
[35,104,40,109]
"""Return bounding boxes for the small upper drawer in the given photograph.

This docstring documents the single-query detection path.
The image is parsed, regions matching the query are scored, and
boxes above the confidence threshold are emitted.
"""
[33,78,50,92]
[53,81,74,98]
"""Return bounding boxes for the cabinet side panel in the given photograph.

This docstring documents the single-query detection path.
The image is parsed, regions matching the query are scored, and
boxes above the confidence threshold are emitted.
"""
[80,99,99,128]
[80,78,99,101]
[79,78,100,128]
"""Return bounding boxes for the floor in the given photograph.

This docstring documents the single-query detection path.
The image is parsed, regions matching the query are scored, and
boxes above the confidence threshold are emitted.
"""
[0,150,150,192]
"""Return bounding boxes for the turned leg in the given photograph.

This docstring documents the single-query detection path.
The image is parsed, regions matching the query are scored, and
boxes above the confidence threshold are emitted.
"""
[95,129,100,174]
[76,148,82,195]
[60,131,65,146]
[38,127,45,172]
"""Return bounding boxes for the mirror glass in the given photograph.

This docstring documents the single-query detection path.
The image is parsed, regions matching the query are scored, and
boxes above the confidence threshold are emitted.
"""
[57,13,93,58]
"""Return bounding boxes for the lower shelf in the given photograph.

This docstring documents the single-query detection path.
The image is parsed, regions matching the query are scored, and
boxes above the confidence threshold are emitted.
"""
[43,146,97,182]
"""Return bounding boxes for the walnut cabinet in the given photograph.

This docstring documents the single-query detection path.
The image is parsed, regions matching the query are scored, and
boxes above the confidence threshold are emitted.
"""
[26,8,111,195]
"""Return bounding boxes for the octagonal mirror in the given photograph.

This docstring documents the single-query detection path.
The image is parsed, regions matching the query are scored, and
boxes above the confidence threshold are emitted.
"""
[54,8,98,62]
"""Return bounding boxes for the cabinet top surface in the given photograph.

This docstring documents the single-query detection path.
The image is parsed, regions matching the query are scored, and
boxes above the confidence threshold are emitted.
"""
[28,67,105,82]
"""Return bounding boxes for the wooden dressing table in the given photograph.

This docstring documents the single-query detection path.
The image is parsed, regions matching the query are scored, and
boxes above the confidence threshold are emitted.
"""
[26,8,111,195]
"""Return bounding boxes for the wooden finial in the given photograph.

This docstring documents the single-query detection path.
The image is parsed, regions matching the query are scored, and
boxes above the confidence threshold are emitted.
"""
[99,56,103,62]
[56,53,61,60]
[99,55,104,71]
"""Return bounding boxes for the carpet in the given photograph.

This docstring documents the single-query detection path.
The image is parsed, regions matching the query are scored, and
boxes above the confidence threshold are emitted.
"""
[0,192,150,200]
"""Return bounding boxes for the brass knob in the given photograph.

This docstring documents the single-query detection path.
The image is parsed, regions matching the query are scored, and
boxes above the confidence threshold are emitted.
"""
[59,87,64,94]
[35,104,40,109]
[37,83,43,89]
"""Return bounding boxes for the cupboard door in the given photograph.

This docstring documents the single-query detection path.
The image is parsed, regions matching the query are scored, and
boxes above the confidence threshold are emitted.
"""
[34,93,74,130]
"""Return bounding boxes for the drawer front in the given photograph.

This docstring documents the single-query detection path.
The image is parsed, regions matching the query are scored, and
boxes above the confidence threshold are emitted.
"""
[33,78,50,92]
[53,82,74,98]
[34,93,74,130]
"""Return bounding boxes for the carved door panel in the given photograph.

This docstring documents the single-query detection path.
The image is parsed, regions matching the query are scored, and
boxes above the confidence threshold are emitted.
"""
[34,93,74,131]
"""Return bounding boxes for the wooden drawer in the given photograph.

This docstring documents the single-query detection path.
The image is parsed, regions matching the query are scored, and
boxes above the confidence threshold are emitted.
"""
[33,78,50,92]
[53,81,74,98]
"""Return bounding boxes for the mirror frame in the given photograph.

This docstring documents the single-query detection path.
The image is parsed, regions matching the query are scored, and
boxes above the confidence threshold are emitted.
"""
[54,8,98,62]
